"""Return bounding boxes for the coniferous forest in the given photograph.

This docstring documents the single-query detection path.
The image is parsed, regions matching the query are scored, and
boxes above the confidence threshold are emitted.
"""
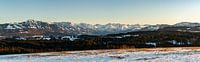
[1,31,200,54]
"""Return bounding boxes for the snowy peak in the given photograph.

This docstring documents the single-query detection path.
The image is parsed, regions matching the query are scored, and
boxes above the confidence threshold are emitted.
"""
[174,22,200,27]
[19,19,50,29]
[5,24,16,29]
[2,20,200,35]
[0,20,146,35]
[4,24,23,29]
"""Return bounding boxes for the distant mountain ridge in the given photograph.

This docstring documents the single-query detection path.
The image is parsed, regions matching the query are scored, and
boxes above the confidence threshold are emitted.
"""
[1,19,200,36]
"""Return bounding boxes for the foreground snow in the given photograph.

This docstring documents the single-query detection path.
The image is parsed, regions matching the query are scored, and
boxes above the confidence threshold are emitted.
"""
[1,47,200,62]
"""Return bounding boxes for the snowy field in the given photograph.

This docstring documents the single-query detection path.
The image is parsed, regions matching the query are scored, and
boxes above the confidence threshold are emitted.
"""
[1,47,200,62]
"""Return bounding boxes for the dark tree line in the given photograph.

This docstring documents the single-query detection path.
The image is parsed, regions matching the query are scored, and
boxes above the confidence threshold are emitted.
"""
[1,31,200,54]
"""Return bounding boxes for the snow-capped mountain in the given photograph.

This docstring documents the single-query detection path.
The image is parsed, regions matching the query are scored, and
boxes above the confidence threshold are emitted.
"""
[0,19,146,35]
[1,19,200,36]
[18,19,50,29]
[174,22,200,27]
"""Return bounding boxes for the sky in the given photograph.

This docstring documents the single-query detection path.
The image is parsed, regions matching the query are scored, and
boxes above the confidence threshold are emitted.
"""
[0,0,200,24]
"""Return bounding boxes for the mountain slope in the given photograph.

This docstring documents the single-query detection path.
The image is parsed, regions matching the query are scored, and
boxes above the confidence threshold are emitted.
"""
[0,20,146,36]
[1,20,200,36]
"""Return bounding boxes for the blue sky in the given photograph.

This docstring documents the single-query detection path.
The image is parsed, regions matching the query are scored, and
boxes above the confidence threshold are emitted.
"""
[0,0,200,24]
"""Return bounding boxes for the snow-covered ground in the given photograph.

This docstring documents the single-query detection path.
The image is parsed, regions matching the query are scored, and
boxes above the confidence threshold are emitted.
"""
[1,47,200,62]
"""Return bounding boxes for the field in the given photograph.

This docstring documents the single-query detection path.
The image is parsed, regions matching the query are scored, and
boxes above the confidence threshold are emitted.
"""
[1,47,200,62]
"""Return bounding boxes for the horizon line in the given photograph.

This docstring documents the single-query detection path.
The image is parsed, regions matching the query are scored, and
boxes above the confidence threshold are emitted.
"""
[0,19,200,25]
[1,19,199,25]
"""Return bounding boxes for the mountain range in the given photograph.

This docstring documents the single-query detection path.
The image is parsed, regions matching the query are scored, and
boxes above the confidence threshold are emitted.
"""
[1,19,200,37]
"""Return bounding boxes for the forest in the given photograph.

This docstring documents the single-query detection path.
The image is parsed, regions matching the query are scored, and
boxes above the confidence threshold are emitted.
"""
[1,31,200,54]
